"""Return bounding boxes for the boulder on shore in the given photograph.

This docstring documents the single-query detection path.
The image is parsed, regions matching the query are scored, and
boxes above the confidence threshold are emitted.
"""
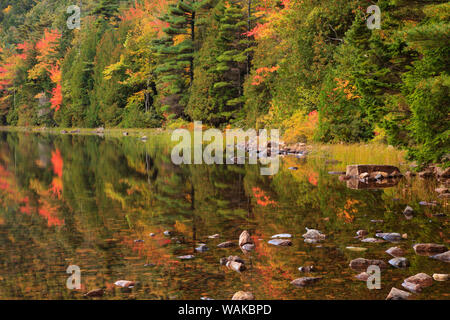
[346,165,401,178]
[231,291,254,300]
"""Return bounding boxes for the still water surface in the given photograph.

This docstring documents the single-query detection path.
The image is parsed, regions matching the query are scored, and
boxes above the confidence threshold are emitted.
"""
[0,131,448,299]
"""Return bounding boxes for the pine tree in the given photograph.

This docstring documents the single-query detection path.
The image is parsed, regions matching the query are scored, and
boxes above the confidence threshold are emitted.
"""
[209,0,249,124]
[153,0,213,117]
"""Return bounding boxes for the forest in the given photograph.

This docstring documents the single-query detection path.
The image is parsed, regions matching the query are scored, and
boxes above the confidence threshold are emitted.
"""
[0,0,448,168]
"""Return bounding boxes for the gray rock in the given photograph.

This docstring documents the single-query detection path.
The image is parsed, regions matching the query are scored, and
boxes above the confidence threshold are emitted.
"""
[195,244,209,252]
[349,258,387,270]
[402,273,433,293]
[217,241,236,248]
[163,230,172,236]
[361,237,385,243]
[302,228,326,241]
[386,287,412,300]
[430,250,450,263]
[386,247,405,257]
[376,232,402,242]
[389,257,410,268]
[291,277,322,287]
[413,243,447,255]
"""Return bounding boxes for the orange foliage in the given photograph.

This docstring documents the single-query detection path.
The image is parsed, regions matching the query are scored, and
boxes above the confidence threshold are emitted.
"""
[252,187,277,207]
[51,149,63,178]
[333,78,361,100]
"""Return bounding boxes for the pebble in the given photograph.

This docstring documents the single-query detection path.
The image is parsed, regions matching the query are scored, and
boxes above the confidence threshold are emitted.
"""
[355,272,370,281]
[302,228,326,241]
[226,260,246,272]
[239,230,253,247]
[241,243,255,251]
[356,230,368,238]
[288,167,298,170]
[163,230,172,236]
[208,234,220,239]
[361,237,384,243]
[370,220,384,224]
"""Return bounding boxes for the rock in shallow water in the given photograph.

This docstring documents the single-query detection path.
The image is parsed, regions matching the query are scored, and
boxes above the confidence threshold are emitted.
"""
[430,250,450,262]
[401,273,433,293]
[84,289,104,297]
[349,258,387,270]
[226,260,246,272]
[413,243,447,255]
[432,274,449,281]
[298,266,315,273]
[217,241,236,248]
[376,232,402,242]
[268,239,292,246]
[114,280,135,288]
[239,230,252,247]
[195,244,209,252]
[231,291,254,300]
[389,257,410,268]
[361,237,385,243]
[178,255,195,260]
[302,228,326,241]
[355,272,370,281]
[386,247,405,257]
[291,277,322,287]
[386,287,412,300]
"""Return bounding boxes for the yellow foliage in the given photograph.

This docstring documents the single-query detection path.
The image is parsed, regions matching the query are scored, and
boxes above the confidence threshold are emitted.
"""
[282,110,318,144]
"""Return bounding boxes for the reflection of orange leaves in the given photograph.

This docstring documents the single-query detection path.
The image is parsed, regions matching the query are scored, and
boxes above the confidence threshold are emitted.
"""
[51,149,63,177]
[336,199,359,223]
[308,171,318,186]
[38,202,63,226]
[51,177,63,199]
[252,187,277,207]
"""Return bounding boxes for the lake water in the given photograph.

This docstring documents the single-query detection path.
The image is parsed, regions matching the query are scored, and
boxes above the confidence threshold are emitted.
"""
[0,131,448,300]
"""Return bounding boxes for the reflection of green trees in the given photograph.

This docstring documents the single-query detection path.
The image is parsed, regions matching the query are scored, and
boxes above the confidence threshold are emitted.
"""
[0,133,448,299]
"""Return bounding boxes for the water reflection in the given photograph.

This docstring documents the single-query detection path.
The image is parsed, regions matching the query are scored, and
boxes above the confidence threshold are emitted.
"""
[0,132,448,300]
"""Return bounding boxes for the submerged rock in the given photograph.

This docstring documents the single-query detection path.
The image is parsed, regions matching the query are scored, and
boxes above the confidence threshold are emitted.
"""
[163,230,172,236]
[231,291,255,300]
[291,277,322,287]
[355,272,370,281]
[430,250,450,263]
[302,228,326,241]
[226,260,246,272]
[288,167,298,170]
[241,243,255,251]
[403,206,414,216]
[349,258,387,270]
[389,257,410,268]
[217,241,236,248]
[402,273,433,293]
[375,233,402,242]
[298,266,315,273]
[413,243,447,255]
[195,244,209,252]
[386,287,412,300]
[220,256,245,266]
[356,230,368,238]
[346,246,368,252]
[208,234,220,239]
[84,289,104,297]
[268,239,292,246]
[178,255,195,260]
[386,247,405,257]
[361,237,384,243]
